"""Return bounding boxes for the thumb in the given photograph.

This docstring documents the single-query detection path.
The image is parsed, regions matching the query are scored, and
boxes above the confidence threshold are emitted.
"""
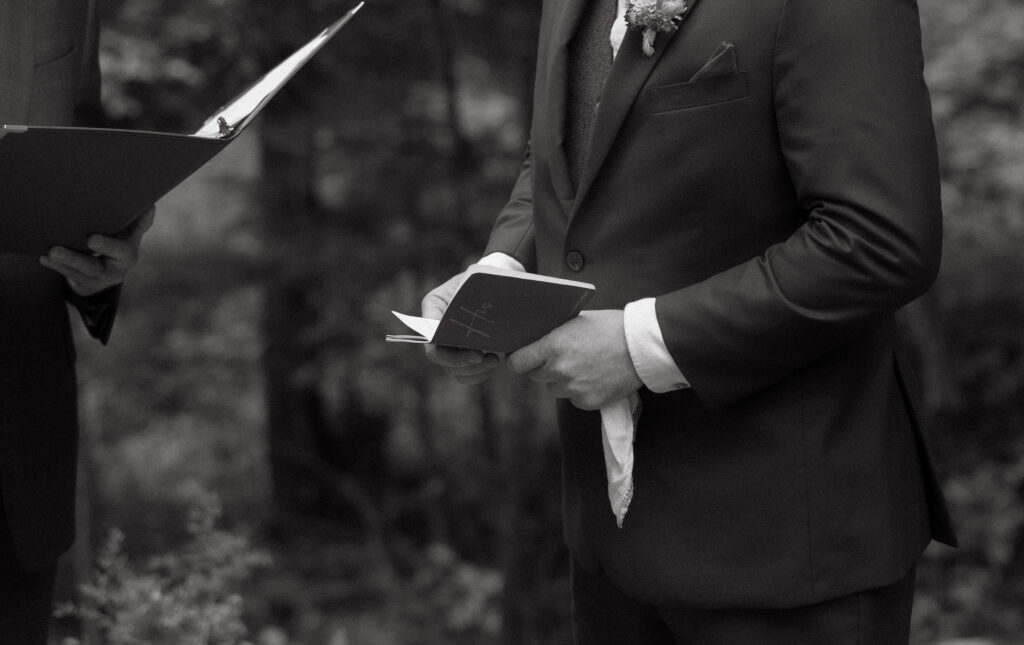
[421,273,463,319]
[421,290,448,320]
[507,337,549,375]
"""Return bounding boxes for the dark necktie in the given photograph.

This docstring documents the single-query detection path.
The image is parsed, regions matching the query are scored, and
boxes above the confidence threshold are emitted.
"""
[566,0,617,192]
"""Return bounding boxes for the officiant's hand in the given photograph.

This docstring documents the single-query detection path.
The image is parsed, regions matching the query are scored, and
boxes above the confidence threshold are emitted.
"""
[422,271,502,385]
[507,310,642,410]
[40,206,155,297]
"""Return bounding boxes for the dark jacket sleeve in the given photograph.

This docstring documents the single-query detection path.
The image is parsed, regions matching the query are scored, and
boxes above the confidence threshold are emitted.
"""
[483,145,538,270]
[64,0,120,344]
[65,283,121,343]
[655,0,942,408]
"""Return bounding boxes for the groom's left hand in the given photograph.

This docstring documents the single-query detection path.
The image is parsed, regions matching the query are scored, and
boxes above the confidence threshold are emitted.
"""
[507,310,643,410]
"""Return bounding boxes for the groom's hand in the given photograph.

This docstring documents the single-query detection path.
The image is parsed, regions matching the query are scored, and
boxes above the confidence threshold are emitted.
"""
[507,310,642,410]
[422,270,502,385]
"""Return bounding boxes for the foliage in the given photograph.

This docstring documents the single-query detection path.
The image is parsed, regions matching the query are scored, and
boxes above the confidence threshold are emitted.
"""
[57,489,271,645]
[914,445,1024,643]
[921,0,1024,315]
[908,1,1024,643]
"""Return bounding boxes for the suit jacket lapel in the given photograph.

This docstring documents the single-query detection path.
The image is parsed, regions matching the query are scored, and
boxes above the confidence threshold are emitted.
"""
[0,0,34,127]
[572,0,702,216]
[539,0,590,217]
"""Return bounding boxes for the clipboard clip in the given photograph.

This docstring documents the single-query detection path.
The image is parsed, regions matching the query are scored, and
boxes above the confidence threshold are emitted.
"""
[216,117,237,139]
[0,124,29,141]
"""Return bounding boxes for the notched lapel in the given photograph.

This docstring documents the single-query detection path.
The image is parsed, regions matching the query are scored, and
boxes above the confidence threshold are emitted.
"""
[571,0,703,216]
[690,41,737,82]
[540,0,591,216]
[553,0,592,49]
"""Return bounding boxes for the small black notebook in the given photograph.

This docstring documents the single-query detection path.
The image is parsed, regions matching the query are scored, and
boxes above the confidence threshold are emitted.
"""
[387,265,596,354]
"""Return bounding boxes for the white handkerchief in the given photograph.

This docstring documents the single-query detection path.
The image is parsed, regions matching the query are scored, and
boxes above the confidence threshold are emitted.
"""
[599,393,641,528]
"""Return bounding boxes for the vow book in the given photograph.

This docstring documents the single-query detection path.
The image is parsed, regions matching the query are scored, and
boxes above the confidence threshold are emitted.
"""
[0,2,364,255]
[387,265,595,354]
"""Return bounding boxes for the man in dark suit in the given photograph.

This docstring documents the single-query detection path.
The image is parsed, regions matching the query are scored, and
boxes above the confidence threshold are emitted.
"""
[424,0,956,642]
[0,0,152,641]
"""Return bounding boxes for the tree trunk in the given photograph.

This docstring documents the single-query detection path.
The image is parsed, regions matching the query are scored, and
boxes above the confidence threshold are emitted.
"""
[260,95,324,513]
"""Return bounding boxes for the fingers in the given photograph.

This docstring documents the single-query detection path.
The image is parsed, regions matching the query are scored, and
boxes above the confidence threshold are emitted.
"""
[421,273,463,319]
[39,206,156,296]
[425,345,501,384]
[421,272,499,384]
[421,291,449,320]
[506,337,550,376]
[425,344,482,367]
[83,206,156,270]
[40,248,119,295]
[40,247,103,279]
[451,369,498,386]
[84,234,136,270]
[421,270,511,385]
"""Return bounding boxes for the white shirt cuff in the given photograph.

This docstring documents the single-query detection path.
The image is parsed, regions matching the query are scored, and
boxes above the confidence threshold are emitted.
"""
[623,298,690,393]
[477,252,525,273]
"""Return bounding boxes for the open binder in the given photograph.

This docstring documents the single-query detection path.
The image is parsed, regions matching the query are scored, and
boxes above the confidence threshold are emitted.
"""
[0,2,363,255]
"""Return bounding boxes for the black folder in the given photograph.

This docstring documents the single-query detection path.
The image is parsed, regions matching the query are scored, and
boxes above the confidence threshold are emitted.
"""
[387,265,596,354]
[0,2,363,255]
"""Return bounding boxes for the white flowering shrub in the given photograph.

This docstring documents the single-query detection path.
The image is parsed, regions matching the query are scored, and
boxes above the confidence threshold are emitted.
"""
[57,490,271,645]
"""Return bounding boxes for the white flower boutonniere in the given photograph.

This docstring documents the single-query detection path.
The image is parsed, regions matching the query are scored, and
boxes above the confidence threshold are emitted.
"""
[625,0,689,57]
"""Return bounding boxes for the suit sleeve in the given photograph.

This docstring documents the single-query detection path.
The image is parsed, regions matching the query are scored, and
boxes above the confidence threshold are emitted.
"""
[63,0,120,343]
[655,0,942,408]
[483,145,538,271]
[64,283,121,343]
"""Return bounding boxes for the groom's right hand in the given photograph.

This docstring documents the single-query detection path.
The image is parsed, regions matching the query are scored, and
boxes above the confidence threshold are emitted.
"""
[422,271,502,385]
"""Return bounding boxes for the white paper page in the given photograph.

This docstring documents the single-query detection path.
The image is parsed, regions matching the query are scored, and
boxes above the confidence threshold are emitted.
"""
[386,311,440,344]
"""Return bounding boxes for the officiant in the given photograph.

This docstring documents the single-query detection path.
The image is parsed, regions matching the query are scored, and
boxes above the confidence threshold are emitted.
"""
[1,0,153,641]
[421,0,957,642]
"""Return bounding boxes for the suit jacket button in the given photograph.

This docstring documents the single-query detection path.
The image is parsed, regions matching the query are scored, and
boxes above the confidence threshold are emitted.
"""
[566,250,585,272]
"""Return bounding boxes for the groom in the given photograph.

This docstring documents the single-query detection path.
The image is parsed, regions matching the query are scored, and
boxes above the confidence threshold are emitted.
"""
[424,0,957,642]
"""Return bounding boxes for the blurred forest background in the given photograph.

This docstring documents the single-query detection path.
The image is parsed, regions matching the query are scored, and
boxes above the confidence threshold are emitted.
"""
[52,0,1024,643]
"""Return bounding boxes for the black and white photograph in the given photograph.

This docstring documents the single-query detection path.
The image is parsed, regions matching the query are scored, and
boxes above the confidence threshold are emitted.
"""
[1,1,1021,643]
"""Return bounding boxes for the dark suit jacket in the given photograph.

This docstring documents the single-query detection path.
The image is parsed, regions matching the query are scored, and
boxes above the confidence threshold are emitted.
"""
[484,0,957,608]
[0,0,119,571]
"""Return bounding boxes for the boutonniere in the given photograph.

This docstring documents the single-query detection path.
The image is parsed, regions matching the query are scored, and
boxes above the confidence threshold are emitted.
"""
[625,0,689,57]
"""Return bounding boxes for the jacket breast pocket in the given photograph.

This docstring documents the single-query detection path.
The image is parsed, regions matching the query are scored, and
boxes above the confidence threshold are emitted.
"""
[647,72,750,114]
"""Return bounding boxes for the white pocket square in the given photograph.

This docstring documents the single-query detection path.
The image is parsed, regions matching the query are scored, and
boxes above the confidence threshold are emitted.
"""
[690,41,737,82]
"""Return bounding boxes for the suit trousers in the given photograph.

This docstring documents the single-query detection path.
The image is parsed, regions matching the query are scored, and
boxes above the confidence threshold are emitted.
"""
[0,494,58,645]
[0,564,57,645]
[571,559,917,645]
[0,563,58,645]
